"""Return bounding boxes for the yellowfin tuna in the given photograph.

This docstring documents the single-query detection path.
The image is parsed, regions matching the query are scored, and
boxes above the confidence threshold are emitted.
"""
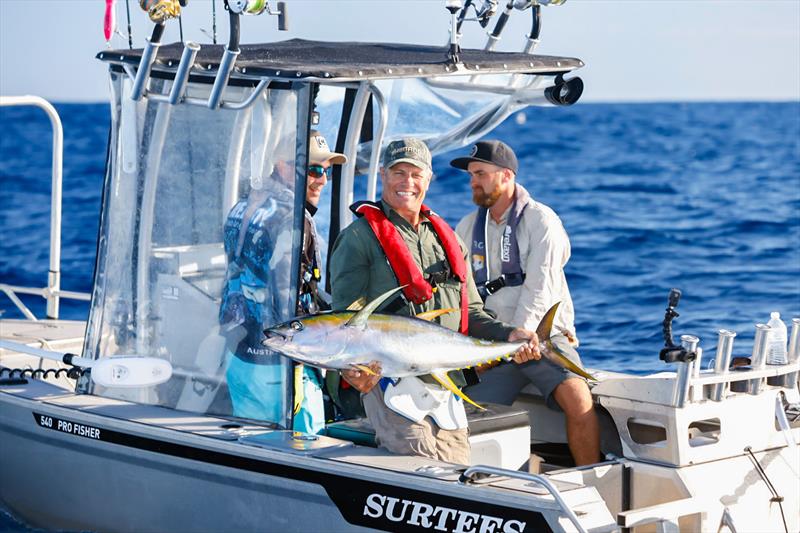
[262,287,594,409]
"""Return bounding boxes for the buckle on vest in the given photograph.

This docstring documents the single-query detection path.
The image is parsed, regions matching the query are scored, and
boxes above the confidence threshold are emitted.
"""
[483,275,507,295]
[425,268,451,287]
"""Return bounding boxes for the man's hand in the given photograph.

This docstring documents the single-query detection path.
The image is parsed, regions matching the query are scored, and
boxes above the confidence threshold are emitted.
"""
[341,361,382,393]
[508,328,540,364]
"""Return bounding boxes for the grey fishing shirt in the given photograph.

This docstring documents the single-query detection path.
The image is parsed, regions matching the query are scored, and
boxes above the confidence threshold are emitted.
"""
[456,184,576,339]
[330,203,514,342]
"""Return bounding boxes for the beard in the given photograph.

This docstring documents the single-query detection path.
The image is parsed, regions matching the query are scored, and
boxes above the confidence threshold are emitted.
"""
[472,185,503,208]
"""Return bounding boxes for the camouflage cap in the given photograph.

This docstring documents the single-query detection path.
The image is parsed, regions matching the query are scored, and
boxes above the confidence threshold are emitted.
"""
[382,138,432,172]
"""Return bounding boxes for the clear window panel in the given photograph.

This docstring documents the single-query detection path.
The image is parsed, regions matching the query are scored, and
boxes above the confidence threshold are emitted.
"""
[85,73,309,429]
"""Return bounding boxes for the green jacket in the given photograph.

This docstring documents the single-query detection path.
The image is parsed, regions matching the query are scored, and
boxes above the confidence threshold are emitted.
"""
[330,203,515,342]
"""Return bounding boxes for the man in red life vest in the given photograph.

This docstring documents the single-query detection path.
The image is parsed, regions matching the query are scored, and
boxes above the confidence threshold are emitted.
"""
[329,138,539,464]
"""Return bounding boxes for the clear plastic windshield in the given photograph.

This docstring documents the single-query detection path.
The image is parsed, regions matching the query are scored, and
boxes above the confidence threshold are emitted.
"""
[314,73,558,172]
[84,72,310,429]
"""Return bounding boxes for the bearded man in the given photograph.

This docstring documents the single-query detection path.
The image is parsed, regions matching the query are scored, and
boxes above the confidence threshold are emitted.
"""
[453,140,601,466]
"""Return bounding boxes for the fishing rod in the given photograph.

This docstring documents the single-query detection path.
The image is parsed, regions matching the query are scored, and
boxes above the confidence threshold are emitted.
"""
[208,0,288,109]
[0,340,173,389]
[447,0,498,63]
[130,0,184,100]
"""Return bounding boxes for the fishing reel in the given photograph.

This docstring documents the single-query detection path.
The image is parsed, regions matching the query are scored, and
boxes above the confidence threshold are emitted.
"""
[140,0,187,24]
[226,0,288,29]
[659,288,696,364]
[451,0,499,27]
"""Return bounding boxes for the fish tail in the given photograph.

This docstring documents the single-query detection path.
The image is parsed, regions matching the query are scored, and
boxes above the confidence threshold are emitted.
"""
[548,343,596,381]
[431,372,485,411]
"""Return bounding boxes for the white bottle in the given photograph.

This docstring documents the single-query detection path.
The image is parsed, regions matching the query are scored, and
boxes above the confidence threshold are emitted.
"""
[766,312,788,365]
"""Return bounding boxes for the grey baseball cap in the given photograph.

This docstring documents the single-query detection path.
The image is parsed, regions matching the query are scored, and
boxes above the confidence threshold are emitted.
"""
[382,138,432,171]
[450,140,518,174]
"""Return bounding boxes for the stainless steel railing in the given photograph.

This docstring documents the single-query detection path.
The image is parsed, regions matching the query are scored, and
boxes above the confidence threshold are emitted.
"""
[0,95,91,320]
[459,464,587,533]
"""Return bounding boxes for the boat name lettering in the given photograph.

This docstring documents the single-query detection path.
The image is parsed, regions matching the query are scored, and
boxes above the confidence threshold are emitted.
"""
[34,412,101,440]
[362,493,526,533]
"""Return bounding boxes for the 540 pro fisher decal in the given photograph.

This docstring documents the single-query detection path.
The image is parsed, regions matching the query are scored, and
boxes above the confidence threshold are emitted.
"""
[32,411,551,532]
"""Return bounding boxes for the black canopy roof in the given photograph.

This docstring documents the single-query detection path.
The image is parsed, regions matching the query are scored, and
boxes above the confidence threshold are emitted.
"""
[98,39,583,81]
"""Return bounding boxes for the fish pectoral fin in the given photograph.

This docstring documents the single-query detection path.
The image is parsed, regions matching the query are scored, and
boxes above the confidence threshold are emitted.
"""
[350,363,377,376]
[346,297,366,311]
[293,364,305,415]
[547,341,597,381]
[431,371,485,411]
[344,286,406,329]
[535,302,560,342]
[415,308,457,322]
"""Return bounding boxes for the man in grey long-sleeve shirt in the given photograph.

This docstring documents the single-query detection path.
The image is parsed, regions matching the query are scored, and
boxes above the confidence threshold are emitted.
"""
[453,140,600,466]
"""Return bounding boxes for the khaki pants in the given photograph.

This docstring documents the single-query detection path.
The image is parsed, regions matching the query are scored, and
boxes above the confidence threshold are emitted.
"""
[362,387,470,464]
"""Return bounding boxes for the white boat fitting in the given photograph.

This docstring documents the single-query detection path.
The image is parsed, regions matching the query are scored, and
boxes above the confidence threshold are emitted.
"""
[1,2,799,532]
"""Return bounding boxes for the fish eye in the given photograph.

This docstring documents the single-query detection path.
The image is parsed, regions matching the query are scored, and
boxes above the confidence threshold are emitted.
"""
[290,321,304,331]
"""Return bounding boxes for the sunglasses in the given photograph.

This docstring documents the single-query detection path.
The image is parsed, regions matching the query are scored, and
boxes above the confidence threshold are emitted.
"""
[307,165,330,179]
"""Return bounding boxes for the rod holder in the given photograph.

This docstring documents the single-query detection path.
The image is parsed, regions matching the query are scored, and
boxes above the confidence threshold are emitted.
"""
[131,39,162,101]
[712,329,736,401]
[690,346,704,401]
[168,41,201,105]
[786,318,800,389]
[672,334,699,408]
[207,47,240,110]
[749,324,770,395]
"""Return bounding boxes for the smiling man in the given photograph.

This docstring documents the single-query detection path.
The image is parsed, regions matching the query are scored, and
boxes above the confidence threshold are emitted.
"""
[329,138,540,464]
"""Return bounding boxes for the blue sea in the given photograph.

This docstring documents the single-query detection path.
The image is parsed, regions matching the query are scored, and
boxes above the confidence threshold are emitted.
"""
[1,101,799,372]
[0,101,799,529]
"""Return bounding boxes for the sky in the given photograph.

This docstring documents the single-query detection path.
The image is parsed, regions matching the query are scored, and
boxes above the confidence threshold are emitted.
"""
[0,0,799,103]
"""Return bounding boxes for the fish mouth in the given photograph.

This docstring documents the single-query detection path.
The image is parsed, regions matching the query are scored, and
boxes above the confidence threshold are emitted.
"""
[262,328,288,342]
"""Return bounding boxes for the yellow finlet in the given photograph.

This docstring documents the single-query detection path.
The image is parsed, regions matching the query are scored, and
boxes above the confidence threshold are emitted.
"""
[293,364,305,415]
[416,308,457,322]
[350,363,377,376]
[431,372,485,411]
[346,297,366,311]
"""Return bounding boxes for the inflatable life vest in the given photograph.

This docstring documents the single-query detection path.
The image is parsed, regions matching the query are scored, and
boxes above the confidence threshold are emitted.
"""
[351,201,468,335]
[471,184,529,299]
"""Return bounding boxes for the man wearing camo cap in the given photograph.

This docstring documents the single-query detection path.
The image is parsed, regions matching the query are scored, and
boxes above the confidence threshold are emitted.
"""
[329,138,540,464]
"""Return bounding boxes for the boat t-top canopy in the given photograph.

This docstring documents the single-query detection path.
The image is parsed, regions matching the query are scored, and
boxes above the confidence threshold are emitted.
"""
[97,38,584,82]
[84,11,588,428]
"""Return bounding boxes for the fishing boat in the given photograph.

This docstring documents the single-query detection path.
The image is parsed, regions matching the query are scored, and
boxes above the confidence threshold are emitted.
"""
[1,1,798,531]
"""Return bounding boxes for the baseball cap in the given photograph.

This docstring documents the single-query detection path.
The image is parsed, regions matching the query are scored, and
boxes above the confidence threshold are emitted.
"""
[382,138,432,171]
[450,140,518,174]
[309,131,347,165]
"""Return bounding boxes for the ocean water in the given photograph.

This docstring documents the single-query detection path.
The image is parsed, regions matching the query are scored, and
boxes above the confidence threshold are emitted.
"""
[1,102,799,376]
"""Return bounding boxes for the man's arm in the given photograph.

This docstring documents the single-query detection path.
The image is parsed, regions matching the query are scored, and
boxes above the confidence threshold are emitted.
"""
[330,222,372,311]
[330,222,383,392]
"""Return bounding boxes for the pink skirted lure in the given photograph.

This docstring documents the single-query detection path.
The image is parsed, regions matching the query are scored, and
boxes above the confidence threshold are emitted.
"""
[104,0,116,42]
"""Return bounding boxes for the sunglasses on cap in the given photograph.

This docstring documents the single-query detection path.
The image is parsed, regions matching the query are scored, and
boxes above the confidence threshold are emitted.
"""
[307,164,330,179]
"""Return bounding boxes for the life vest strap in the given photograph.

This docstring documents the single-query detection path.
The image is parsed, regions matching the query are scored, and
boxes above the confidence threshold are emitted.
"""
[352,201,469,334]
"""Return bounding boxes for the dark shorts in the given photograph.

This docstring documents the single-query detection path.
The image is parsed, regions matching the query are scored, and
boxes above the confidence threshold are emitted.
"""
[464,357,582,411]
